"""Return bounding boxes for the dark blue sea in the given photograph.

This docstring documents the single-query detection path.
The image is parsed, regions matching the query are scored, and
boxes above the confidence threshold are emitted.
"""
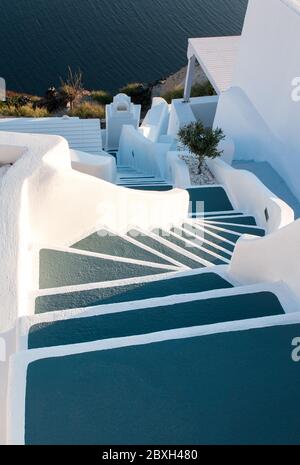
[0,0,248,95]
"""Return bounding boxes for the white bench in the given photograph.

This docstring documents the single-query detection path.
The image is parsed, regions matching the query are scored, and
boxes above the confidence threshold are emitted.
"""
[70,149,116,182]
[0,117,103,155]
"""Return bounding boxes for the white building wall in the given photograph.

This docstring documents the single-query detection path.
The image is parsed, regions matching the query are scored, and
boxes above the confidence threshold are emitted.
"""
[214,0,300,200]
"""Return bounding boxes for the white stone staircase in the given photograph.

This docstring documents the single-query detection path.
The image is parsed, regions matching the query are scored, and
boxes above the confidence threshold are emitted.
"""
[2,116,300,445]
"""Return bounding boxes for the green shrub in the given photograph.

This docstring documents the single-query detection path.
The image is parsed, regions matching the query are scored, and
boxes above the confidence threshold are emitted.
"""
[162,86,184,103]
[191,81,216,97]
[120,82,142,97]
[163,81,216,103]
[60,84,78,107]
[18,105,50,117]
[30,95,42,103]
[69,102,105,119]
[0,103,49,117]
[5,95,32,108]
[91,90,112,105]
[178,120,225,173]
[119,82,151,108]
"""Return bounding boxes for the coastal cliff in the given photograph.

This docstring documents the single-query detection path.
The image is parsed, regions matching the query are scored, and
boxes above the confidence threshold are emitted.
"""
[152,63,208,97]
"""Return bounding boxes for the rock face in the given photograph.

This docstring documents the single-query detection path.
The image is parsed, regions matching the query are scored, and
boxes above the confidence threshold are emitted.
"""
[152,63,208,97]
[178,152,216,186]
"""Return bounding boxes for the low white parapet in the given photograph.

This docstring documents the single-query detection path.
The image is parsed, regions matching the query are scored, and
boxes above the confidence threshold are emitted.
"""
[139,97,170,143]
[230,219,300,302]
[0,131,189,331]
[166,151,191,188]
[70,149,116,183]
[118,125,173,179]
[0,145,27,164]
[207,158,294,232]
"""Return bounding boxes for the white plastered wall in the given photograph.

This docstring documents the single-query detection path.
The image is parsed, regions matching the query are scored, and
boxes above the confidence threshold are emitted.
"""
[207,158,294,233]
[230,219,300,302]
[0,132,189,331]
[139,97,170,143]
[214,0,300,200]
[118,125,172,178]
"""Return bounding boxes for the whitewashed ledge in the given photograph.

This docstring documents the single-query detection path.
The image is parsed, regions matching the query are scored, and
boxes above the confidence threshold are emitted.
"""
[0,165,11,178]
[178,152,216,185]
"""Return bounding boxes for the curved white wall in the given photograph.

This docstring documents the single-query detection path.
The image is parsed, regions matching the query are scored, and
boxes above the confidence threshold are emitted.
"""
[0,132,70,331]
[70,149,116,183]
[230,219,300,302]
[0,145,27,164]
[207,158,294,233]
[140,97,170,143]
[0,132,189,331]
[166,151,191,188]
[118,125,172,178]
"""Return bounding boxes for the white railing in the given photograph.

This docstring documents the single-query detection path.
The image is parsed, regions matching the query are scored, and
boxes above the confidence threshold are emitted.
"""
[207,158,294,232]
[230,218,300,302]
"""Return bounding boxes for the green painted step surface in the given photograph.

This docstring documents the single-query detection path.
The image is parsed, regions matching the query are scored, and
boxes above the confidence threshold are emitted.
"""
[203,212,243,218]
[125,185,173,191]
[128,230,202,269]
[205,224,265,236]
[119,176,156,180]
[196,240,232,260]
[36,272,232,314]
[156,228,227,265]
[183,224,235,252]
[39,249,169,289]
[25,323,299,445]
[29,292,283,349]
[120,179,163,183]
[204,216,257,226]
[179,225,232,260]
[187,187,233,214]
[183,223,244,252]
[190,212,243,219]
[71,230,172,266]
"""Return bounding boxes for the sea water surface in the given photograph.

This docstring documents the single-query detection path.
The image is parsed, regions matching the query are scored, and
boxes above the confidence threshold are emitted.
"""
[0,0,248,95]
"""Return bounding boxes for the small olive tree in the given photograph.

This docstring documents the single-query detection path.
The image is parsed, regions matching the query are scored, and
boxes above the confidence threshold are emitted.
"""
[178,120,225,173]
